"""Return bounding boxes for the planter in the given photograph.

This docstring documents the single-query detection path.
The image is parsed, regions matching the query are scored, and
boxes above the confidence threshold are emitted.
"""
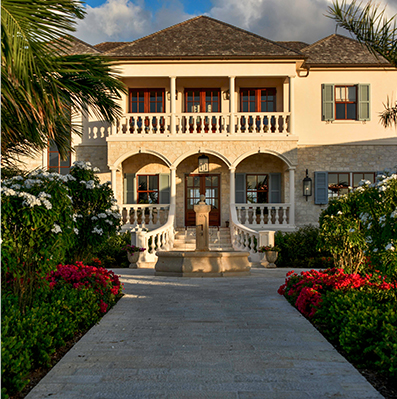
[264,251,278,268]
[127,252,140,268]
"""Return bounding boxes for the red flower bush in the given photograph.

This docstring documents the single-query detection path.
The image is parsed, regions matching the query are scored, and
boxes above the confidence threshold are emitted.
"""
[46,262,123,313]
[278,268,396,318]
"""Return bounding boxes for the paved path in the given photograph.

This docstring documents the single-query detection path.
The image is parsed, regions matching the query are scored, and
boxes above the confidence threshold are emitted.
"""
[27,268,383,399]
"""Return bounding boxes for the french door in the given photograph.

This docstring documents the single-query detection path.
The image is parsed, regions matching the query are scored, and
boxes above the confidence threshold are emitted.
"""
[185,174,220,226]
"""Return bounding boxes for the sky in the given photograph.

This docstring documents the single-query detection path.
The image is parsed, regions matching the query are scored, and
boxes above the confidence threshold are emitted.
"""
[75,0,397,46]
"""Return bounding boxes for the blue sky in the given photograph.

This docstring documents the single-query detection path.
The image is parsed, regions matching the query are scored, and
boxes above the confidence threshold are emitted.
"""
[75,0,397,45]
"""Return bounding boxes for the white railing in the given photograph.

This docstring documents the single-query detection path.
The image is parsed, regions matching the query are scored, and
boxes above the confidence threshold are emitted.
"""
[230,204,260,262]
[175,113,226,134]
[121,204,169,230]
[135,204,176,263]
[235,203,290,228]
[111,112,291,137]
[234,113,290,135]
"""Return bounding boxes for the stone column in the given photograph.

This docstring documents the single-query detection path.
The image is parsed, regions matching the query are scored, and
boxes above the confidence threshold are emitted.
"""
[170,76,176,134]
[229,76,235,134]
[283,78,289,114]
[229,166,236,204]
[170,166,176,206]
[289,167,296,227]
[289,76,295,135]
[194,195,211,251]
[110,167,118,199]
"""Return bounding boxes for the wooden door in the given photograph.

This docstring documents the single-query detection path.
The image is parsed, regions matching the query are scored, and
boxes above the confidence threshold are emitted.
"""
[185,174,220,226]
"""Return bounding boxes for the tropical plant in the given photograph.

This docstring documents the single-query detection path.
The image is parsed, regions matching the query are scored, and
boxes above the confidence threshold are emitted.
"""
[327,0,397,127]
[1,0,126,165]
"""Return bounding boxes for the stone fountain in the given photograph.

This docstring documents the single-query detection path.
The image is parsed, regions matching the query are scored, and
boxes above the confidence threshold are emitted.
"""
[155,195,251,277]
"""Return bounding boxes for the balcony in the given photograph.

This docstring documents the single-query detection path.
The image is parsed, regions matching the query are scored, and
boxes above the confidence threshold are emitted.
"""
[110,111,292,139]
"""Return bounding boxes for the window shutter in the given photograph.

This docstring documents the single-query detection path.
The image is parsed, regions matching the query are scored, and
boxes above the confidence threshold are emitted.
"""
[124,173,136,204]
[269,173,281,203]
[358,84,370,121]
[235,173,246,203]
[159,173,170,204]
[322,84,335,121]
[315,172,328,205]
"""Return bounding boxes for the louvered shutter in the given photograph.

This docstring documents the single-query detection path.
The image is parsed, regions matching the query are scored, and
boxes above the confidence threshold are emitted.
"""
[322,84,335,121]
[315,172,328,205]
[235,174,246,203]
[159,173,170,204]
[358,84,370,121]
[124,173,136,204]
[269,173,281,203]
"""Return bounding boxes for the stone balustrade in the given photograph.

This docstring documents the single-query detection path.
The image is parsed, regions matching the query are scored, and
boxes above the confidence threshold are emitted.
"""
[121,204,170,230]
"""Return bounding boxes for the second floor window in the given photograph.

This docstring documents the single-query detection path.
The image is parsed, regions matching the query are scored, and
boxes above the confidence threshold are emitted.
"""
[185,89,220,113]
[129,89,165,113]
[240,88,276,112]
[335,86,356,120]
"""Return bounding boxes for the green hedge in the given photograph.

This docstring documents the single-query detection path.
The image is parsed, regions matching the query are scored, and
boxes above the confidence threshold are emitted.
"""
[1,286,101,398]
[315,289,397,378]
[275,225,333,268]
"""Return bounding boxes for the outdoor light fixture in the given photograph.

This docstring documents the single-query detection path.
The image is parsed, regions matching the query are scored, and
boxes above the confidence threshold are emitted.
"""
[303,169,313,201]
[198,154,209,173]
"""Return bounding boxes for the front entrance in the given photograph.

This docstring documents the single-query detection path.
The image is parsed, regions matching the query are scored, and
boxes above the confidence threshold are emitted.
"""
[185,174,220,226]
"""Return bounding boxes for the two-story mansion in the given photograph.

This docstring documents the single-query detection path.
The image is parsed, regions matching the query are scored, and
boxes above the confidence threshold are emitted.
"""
[26,16,396,255]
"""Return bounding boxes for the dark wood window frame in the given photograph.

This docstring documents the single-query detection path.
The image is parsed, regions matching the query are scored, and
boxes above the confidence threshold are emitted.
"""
[48,143,71,175]
[335,85,357,120]
[129,89,165,113]
[246,174,269,204]
[352,172,375,188]
[137,174,159,204]
[184,88,221,113]
[240,88,276,112]
[328,172,350,198]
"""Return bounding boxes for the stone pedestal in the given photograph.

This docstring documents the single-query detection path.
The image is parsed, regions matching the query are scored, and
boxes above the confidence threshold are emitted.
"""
[194,196,211,252]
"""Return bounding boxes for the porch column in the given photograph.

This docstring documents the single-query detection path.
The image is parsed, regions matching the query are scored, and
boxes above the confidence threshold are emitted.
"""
[289,167,296,226]
[170,166,177,206]
[110,166,118,198]
[229,76,235,134]
[170,76,176,135]
[229,166,236,204]
[283,78,289,114]
[289,76,295,135]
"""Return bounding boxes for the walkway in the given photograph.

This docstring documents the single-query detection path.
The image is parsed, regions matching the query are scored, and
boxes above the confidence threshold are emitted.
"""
[27,268,383,399]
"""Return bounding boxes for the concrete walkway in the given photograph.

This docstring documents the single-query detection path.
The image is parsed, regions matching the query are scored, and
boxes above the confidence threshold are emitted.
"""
[27,268,383,399]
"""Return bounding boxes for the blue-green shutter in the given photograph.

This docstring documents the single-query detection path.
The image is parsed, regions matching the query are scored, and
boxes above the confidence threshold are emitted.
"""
[322,84,335,121]
[315,172,328,205]
[269,173,281,203]
[235,173,246,203]
[159,173,170,204]
[124,173,136,204]
[358,84,370,121]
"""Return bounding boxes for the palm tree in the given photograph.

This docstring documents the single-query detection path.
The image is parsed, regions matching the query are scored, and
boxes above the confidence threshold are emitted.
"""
[1,0,126,166]
[327,0,397,128]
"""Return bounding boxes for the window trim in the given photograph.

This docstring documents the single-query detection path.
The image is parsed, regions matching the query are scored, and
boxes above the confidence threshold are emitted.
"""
[239,88,276,112]
[184,88,221,113]
[335,85,357,120]
[129,88,165,114]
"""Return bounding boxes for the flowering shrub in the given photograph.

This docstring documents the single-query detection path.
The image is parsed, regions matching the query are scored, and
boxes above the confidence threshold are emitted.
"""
[123,244,146,255]
[46,262,123,313]
[319,168,397,276]
[278,269,397,378]
[258,245,280,252]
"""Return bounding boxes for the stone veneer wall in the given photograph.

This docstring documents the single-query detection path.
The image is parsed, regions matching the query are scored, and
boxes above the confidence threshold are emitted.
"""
[295,144,397,226]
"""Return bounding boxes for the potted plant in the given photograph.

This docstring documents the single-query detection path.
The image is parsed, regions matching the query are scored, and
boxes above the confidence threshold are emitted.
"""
[123,244,146,268]
[258,245,280,268]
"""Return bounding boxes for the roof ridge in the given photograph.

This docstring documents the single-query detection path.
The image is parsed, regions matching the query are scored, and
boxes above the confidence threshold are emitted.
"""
[67,35,102,53]
[303,33,359,52]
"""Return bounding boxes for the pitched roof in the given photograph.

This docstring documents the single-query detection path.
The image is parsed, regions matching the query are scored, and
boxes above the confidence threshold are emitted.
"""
[277,41,309,52]
[94,42,128,53]
[62,36,102,55]
[104,16,304,59]
[302,34,390,66]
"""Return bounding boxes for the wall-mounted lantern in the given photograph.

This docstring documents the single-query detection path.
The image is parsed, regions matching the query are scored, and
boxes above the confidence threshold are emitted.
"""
[303,169,313,201]
[198,154,209,173]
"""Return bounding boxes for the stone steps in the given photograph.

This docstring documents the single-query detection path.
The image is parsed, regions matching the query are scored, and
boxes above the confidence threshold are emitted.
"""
[173,227,233,251]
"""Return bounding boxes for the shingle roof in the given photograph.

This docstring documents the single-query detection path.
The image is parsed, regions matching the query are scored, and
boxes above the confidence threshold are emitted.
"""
[94,42,128,52]
[277,41,309,52]
[302,34,390,66]
[105,16,303,59]
[62,36,102,55]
